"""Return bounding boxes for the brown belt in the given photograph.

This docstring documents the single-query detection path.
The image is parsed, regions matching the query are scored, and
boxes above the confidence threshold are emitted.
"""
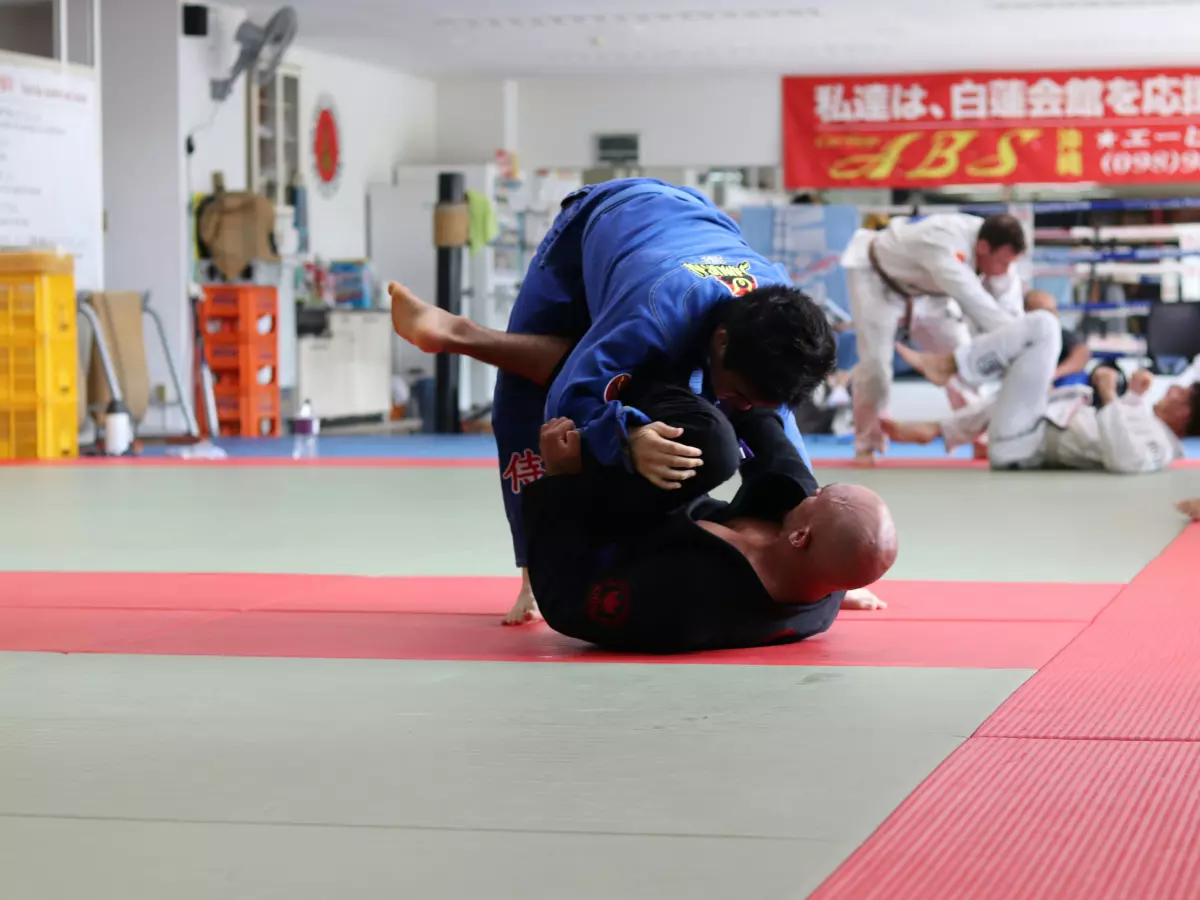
[868,238,916,336]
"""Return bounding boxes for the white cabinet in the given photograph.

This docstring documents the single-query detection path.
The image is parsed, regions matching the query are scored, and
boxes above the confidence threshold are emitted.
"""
[295,310,392,420]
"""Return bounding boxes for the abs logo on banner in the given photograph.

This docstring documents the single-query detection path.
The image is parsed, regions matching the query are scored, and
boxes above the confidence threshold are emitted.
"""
[782,67,1200,189]
[311,94,342,197]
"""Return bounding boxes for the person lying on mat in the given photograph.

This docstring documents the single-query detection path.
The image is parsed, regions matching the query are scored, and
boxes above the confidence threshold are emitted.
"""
[524,403,897,653]
[390,176,835,626]
[880,309,1200,473]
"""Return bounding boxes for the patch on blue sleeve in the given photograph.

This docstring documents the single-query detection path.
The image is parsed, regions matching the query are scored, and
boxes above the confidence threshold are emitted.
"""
[681,258,759,297]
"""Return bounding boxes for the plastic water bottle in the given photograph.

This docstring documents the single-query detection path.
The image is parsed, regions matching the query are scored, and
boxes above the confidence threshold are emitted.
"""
[293,399,319,459]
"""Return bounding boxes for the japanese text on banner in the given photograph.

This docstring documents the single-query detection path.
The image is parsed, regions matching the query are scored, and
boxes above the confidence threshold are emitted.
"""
[782,68,1200,188]
[813,75,1200,126]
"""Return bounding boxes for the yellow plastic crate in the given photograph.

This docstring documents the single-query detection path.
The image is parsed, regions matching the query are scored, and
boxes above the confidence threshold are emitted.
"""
[0,251,78,414]
[0,334,78,407]
[0,251,76,340]
[0,399,79,460]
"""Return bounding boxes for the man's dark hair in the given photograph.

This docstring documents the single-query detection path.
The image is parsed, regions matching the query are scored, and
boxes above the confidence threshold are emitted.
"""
[1187,383,1200,437]
[978,214,1028,255]
[717,285,836,407]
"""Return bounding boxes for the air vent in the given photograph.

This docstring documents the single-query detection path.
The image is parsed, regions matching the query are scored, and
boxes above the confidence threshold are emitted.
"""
[596,134,640,167]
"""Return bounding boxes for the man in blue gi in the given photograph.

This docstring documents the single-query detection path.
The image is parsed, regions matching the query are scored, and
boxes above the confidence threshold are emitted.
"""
[390,178,836,624]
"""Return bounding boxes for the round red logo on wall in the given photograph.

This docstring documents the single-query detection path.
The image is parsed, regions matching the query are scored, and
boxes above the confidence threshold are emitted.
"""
[312,95,342,195]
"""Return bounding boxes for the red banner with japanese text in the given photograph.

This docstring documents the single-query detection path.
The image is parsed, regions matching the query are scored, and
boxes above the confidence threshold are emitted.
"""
[782,68,1200,189]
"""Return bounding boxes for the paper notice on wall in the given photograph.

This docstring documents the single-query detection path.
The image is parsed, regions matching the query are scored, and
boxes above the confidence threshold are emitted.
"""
[0,55,102,290]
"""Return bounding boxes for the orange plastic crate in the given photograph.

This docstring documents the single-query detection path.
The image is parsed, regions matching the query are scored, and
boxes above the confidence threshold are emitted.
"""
[201,331,278,396]
[199,285,277,339]
[207,358,278,394]
[202,330,277,371]
[198,386,281,438]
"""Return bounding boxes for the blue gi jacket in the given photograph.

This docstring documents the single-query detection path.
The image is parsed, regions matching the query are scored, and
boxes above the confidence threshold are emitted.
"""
[539,179,793,469]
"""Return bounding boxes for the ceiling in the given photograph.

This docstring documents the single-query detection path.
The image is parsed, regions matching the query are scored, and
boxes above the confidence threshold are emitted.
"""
[238,0,1200,77]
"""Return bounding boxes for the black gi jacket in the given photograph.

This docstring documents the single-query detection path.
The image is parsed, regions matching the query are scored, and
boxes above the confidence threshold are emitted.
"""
[522,410,843,654]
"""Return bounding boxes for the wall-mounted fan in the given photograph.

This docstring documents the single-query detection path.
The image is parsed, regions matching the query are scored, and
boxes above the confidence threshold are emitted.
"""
[210,6,298,102]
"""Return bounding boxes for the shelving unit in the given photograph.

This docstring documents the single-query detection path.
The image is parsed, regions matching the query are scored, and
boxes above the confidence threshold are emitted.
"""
[246,63,301,206]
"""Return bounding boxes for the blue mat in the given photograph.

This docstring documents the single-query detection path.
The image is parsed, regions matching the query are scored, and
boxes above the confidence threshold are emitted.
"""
[138,433,1200,461]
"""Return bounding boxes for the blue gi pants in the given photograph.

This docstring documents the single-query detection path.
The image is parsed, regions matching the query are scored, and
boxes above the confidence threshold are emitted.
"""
[491,196,590,567]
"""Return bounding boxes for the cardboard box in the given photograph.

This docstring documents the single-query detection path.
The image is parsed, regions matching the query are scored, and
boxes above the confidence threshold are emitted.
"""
[197,191,279,281]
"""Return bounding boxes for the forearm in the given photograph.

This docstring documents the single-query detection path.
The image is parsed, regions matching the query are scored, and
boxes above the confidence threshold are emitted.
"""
[956,287,1020,334]
[729,408,816,495]
[575,402,652,469]
[928,255,1019,333]
[1054,346,1091,379]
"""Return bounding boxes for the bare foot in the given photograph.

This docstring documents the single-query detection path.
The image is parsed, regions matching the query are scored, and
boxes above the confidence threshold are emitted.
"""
[881,418,942,445]
[388,282,462,353]
[842,587,887,611]
[1177,498,1200,521]
[501,569,542,626]
[895,343,957,387]
[972,439,989,460]
[852,450,877,467]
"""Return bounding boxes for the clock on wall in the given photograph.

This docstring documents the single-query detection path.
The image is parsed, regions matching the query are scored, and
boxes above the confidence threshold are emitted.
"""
[311,93,342,197]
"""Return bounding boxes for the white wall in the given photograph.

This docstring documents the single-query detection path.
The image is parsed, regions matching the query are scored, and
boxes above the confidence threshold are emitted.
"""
[179,3,248,196]
[179,14,438,260]
[514,74,781,169]
[101,0,188,419]
[289,45,436,259]
[435,77,515,164]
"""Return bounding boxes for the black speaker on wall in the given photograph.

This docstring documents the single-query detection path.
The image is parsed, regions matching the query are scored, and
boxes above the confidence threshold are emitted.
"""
[182,4,209,37]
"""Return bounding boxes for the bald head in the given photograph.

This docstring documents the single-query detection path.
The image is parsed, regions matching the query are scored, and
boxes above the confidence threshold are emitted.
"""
[1024,290,1058,315]
[779,484,898,602]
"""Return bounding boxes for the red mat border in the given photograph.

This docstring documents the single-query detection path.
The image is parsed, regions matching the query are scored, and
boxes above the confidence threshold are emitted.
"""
[810,523,1199,898]
[4,456,1198,470]
[0,573,1120,670]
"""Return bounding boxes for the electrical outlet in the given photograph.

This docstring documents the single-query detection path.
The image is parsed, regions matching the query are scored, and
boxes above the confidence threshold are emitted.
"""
[152,384,168,404]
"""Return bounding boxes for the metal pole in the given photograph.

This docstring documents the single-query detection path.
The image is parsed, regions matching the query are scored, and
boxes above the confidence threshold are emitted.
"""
[434,172,464,434]
[76,296,124,415]
[142,293,200,438]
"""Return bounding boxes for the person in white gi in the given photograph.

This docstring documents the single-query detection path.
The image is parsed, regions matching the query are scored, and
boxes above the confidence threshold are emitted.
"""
[840,213,1029,464]
[880,309,1198,474]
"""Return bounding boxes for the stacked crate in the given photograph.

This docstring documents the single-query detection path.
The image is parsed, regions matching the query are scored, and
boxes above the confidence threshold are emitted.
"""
[196,285,280,438]
[0,251,79,460]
